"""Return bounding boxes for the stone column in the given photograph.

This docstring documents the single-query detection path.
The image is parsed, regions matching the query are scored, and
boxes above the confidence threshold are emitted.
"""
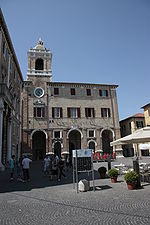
[96,129,100,150]
[81,129,86,149]
[62,130,68,153]
[7,118,12,161]
[0,99,4,171]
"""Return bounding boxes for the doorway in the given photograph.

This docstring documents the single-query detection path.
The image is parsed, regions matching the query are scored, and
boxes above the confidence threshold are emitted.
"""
[32,131,46,160]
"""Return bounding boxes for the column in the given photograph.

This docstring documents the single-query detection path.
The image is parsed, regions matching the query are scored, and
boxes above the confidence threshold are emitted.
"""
[7,118,12,161]
[0,99,4,170]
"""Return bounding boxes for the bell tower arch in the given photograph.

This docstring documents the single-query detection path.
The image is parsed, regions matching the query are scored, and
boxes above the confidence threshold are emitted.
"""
[27,38,52,84]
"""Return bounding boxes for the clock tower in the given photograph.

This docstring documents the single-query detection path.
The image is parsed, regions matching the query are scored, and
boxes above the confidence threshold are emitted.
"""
[22,39,53,160]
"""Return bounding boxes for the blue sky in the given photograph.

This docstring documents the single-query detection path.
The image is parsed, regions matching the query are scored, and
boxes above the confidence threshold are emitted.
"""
[1,0,150,120]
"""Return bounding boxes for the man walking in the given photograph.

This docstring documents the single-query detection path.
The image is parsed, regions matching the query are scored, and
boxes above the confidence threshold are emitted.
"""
[9,155,15,181]
[22,156,32,182]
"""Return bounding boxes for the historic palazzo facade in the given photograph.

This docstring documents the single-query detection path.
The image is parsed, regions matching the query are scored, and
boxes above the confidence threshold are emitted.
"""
[22,39,122,160]
[0,9,23,170]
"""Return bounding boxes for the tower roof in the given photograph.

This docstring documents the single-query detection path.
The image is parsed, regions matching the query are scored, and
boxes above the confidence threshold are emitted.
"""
[33,38,46,50]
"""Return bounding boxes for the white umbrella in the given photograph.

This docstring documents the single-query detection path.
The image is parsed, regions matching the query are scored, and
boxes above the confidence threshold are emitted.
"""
[46,152,54,155]
[139,143,150,149]
[111,127,150,146]
[61,151,69,154]
[95,149,103,153]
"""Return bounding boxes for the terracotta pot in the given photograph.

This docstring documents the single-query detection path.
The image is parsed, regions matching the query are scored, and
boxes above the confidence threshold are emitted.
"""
[127,183,135,190]
[111,177,117,183]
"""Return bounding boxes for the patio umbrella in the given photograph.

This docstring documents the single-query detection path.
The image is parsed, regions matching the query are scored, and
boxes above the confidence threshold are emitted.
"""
[61,151,69,154]
[95,149,103,153]
[110,126,150,146]
[46,152,54,155]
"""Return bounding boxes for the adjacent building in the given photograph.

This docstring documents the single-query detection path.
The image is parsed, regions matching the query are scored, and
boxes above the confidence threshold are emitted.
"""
[141,103,150,127]
[22,39,122,161]
[120,113,145,157]
[0,9,23,170]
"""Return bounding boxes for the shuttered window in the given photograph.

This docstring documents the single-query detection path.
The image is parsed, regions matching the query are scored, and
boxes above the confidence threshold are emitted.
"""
[99,90,108,97]
[67,107,80,118]
[70,88,76,95]
[101,108,111,118]
[52,107,63,118]
[54,88,59,95]
[85,108,95,118]
[33,107,45,118]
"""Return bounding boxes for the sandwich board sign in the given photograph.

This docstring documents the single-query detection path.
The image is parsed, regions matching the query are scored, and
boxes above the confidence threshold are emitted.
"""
[72,149,95,193]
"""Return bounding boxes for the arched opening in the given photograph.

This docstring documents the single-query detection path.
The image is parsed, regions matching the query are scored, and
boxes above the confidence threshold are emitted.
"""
[89,141,95,153]
[69,130,81,161]
[102,129,113,155]
[32,131,46,160]
[35,58,44,70]
[54,142,61,158]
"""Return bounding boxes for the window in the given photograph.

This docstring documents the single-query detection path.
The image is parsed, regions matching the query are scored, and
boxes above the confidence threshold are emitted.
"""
[136,121,143,129]
[34,107,45,118]
[70,88,75,95]
[52,107,63,118]
[99,90,108,97]
[85,108,95,118]
[86,89,91,96]
[88,129,95,138]
[54,88,59,95]
[35,58,44,70]
[101,108,111,117]
[53,131,61,139]
[129,122,131,129]
[67,107,80,118]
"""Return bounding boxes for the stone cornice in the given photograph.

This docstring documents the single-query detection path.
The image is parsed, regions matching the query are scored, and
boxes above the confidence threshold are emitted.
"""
[47,82,118,88]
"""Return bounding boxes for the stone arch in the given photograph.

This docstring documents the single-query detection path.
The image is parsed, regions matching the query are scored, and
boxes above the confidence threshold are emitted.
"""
[87,140,97,152]
[101,129,113,155]
[100,128,115,139]
[68,129,82,162]
[32,130,47,160]
[67,128,83,139]
[53,141,62,158]
[35,58,44,70]
[31,129,48,140]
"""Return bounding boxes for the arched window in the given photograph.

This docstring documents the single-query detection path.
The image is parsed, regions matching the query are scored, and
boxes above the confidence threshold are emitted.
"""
[35,58,44,70]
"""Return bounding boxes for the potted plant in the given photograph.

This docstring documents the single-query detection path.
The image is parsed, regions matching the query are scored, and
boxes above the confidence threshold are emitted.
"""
[108,168,118,183]
[98,166,107,179]
[124,171,138,190]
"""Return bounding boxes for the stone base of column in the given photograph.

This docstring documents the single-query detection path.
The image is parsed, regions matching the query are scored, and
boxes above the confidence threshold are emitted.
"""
[115,148,124,158]
[0,162,5,171]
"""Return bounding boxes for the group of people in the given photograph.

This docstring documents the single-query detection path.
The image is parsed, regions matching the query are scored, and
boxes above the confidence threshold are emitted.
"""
[9,155,32,182]
[43,154,66,181]
[9,153,68,183]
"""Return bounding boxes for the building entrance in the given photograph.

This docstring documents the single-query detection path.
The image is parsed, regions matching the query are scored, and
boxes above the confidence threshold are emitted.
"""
[54,142,61,158]
[69,130,81,161]
[32,131,46,160]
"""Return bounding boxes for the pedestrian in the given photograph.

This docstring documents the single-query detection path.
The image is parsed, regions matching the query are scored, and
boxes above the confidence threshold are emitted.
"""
[43,155,50,176]
[58,157,66,181]
[22,156,32,182]
[9,155,15,181]
[16,157,23,182]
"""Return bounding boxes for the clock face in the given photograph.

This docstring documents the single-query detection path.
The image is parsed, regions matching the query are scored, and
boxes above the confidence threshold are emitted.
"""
[34,87,44,98]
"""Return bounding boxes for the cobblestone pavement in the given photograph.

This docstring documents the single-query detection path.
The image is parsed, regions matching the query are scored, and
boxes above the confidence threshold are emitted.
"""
[0,157,150,225]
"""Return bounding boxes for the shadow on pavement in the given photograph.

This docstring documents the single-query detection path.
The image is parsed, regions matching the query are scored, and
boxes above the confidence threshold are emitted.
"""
[0,161,106,194]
